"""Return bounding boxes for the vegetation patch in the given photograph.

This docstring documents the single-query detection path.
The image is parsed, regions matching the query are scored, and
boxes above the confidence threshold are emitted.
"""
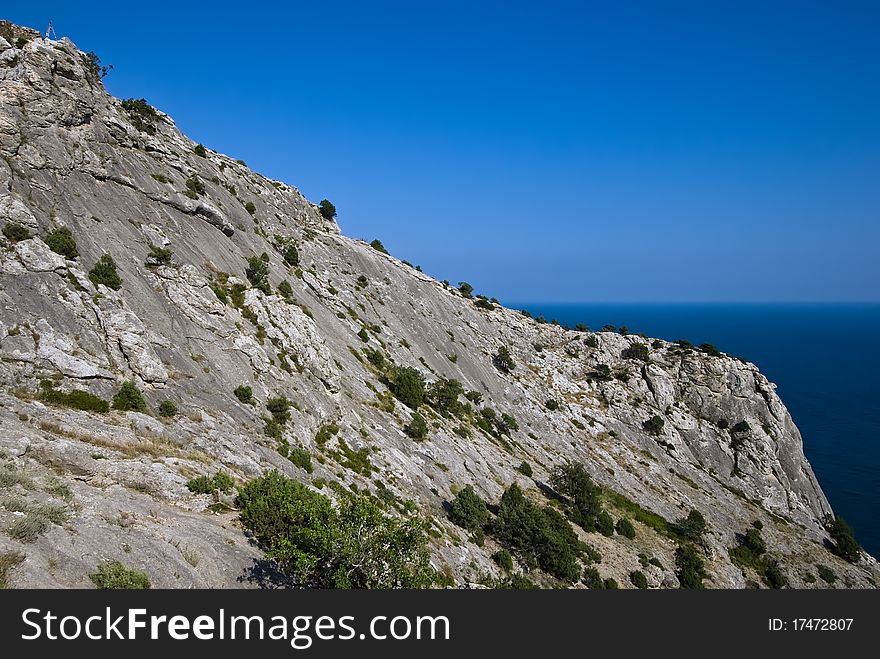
[89,560,151,589]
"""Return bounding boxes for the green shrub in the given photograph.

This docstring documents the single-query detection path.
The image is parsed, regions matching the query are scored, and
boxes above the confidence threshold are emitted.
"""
[492,345,515,374]
[234,385,254,405]
[389,366,425,409]
[493,549,514,572]
[289,447,313,473]
[2,222,31,242]
[245,201,257,215]
[45,226,78,259]
[39,384,109,413]
[266,396,291,425]
[184,176,206,198]
[675,544,706,589]
[112,381,147,412]
[277,279,295,302]
[89,560,151,589]
[370,239,388,254]
[364,348,385,368]
[595,510,614,537]
[357,327,369,342]
[356,274,368,288]
[615,517,636,539]
[699,343,721,357]
[826,517,861,563]
[449,486,489,532]
[550,461,603,532]
[602,577,618,589]
[426,377,464,415]
[405,412,428,440]
[643,415,664,435]
[8,514,49,542]
[622,342,649,361]
[583,566,604,589]
[88,254,122,290]
[0,551,25,589]
[671,509,707,542]
[283,243,299,266]
[147,244,172,266]
[517,461,533,477]
[763,559,787,589]
[158,400,177,418]
[545,398,559,411]
[743,527,767,556]
[121,98,159,134]
[630,570,648,589]
[318,199,337,220]
[245,254,271,294]
[187,471,235,495]
[817,564,837,584]
[457,282,473,298]
[236,471,435,588]
[193,144,207,157]
[492,483,582,582]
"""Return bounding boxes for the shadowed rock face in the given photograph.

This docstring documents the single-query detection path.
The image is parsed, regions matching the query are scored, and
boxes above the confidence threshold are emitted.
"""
[0,23,876,589]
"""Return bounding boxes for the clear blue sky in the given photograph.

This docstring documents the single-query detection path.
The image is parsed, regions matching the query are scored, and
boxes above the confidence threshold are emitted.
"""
[6,1,879,301]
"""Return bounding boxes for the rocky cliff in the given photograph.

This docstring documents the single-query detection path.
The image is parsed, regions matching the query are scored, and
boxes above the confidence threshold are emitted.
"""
[0,22,875,588]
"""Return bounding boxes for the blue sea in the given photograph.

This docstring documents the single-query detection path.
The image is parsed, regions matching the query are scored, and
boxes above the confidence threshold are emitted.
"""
[510,302,880,557]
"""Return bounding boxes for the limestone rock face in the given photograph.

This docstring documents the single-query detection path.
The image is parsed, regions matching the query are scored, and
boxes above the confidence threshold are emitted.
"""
[0,22,875,589]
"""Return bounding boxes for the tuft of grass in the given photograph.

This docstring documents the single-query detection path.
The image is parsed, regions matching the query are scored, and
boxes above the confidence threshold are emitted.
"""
[0,551,25,589]
[89,560,151,589]
[8,513,50,543]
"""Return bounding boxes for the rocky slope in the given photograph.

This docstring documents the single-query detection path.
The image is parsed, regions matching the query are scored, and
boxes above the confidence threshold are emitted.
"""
[0,21,875,588]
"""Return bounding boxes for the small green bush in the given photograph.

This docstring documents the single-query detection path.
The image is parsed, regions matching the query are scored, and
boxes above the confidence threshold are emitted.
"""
[817,564,837,584]
[283,243,299,266]
[517,461,533,477]
[45,227,79,259]
[2,222,31,242]
[357,327,370,343]
[675,543,707,589]
[671,509,707,541]
[244,201,257,215]
[8,514,49,543]
[289,447,313,473]
[622,342,649,361]
[545,399,559,411]
[699,343,721,357]
[185,175,206,198]
[370,239,388,254]
[630,570,648,589]
[246,254,271,294]
[603,577,619,589]
[88,254,122,290]
[493,549,514,572]
[39,384,109,413]
[615,517,636,539]
[158,400,177,418]
[266,396,291,425]
[234,385,254,405]
[643,415,664,435]
[596,510,614,537]
[457,282,473,298]
[492,345,515,374]
[356,274,368,288]
[236,471,434,588]
[318,199,337,220]
[550,461,603,532]
[146,244,172,266]
[731,420,751,434]
[763,559,787,589]
[89,560,151,589]
[0,551,25,589]
[743,527,767,556]
[121,98,159,134]
[187,471,235,495]
[826,517,861,563]
[405,412,428,440]
[389,366,426,409]
[583,567,604,589]
[112,381,147,412]
[193,144,207,157]
[449,485,489,532]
